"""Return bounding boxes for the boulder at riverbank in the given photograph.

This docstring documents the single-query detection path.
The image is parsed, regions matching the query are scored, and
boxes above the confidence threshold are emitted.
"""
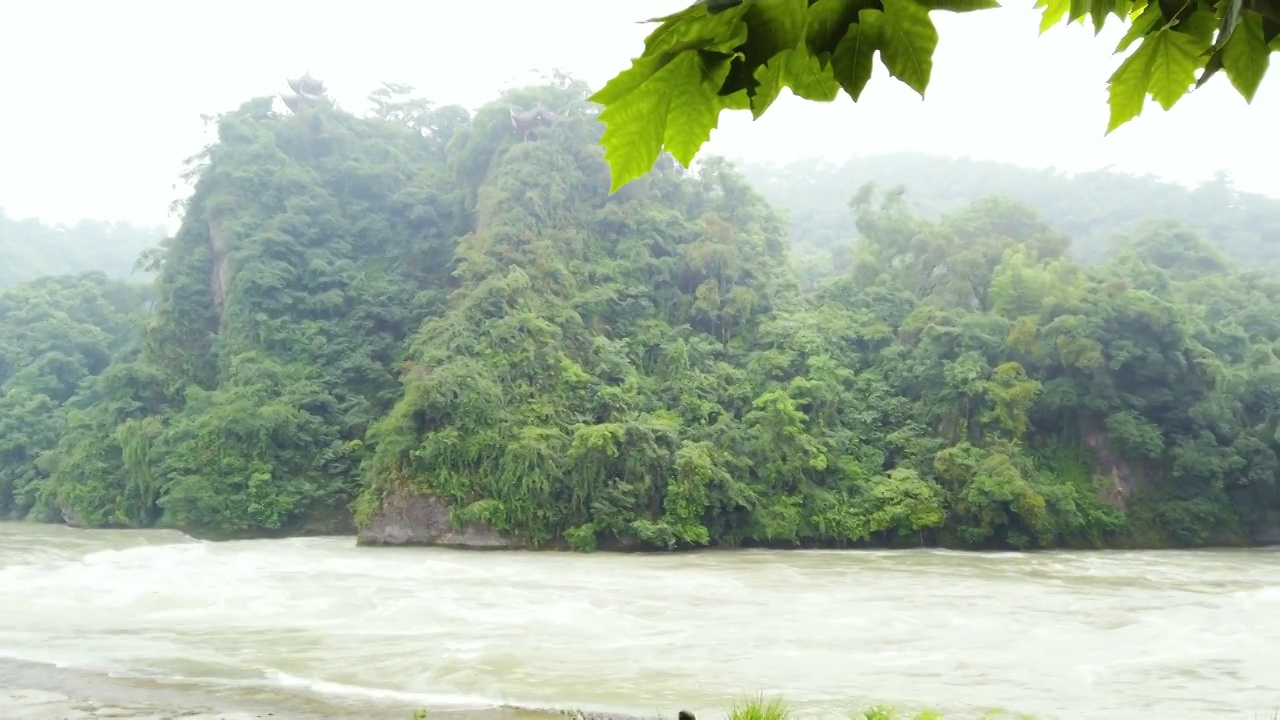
[357,492,520,548]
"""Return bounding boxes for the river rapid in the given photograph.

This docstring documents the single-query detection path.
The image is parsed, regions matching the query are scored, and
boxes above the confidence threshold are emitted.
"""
[0,523,1276,720]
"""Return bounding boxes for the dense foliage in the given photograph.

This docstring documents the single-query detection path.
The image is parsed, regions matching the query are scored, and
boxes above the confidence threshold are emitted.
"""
[0,79,1275,551]
[592,0,1280,189]
[364,164,1280,549]
[0,273,150,518]
[0,210,164,287]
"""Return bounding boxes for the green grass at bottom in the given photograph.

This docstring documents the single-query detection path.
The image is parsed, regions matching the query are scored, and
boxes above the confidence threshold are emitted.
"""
[725,697,1008,720]
[410,696,1040,719]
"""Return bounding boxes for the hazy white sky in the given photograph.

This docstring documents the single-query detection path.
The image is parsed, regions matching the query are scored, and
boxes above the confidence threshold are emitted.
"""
[1,1,1275,229]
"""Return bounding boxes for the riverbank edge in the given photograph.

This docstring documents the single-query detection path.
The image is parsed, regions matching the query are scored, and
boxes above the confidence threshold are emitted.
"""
[16,491,1280,551]
[12,515,1280,553]
[13,519,1280,554]
[350,488,1280,553]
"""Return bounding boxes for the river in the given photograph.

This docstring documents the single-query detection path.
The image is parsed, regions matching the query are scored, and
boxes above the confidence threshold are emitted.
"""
[0,523,1276,719]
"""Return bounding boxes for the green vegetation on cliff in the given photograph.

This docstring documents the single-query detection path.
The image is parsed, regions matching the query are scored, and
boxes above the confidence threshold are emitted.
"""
[41,84,476,533]
[0,273,150,517]
[0,78,1276,551]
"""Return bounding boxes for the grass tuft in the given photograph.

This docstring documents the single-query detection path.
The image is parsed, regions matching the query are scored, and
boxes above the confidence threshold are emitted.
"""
[726,695,792,720]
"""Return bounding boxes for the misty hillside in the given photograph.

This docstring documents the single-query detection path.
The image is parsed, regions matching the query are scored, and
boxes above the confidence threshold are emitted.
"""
[738,154,1280,277]
[0,210,165,288]
[5,152,1277,296]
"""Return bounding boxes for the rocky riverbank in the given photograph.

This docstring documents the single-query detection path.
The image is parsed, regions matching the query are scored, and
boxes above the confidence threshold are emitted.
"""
[357,492,519,549]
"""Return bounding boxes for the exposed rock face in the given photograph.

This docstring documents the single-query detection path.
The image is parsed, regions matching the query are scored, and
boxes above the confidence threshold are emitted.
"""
[1081,421,1280,547]
[207,217,229,319]
[60,506,85,528]
[1081,423,1146,511]
[356,492,519,548]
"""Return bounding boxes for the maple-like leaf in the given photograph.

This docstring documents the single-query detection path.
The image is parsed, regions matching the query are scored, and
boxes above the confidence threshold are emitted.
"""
[1107,27,1209,132]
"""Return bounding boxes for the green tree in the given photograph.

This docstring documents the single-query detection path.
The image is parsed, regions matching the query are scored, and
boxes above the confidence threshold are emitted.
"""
[0,273,149,521]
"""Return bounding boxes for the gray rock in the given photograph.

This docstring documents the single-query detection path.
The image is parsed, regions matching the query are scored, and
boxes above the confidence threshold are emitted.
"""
[357,492,519,548]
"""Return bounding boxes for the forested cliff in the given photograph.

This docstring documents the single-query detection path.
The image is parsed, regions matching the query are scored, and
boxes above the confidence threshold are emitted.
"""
[1,78,1277,551]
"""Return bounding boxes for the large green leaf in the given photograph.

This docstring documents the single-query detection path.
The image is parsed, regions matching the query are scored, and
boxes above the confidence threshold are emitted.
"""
[752,46,843,118]
[1178,9,1222,44]
[721,0,809,98]
[1222,10,1272,99]
[751,54,791,118]
[807,0,875,55]
[643,3,751,56]
[1107,27,1210,131]
[1036,0,1072,33]
[864,0,939,95]
[1147,31,1212,107]
[1069,0,1091,24]
[595,51,746,192]
[1088,0,1115,31]
[592,6,752,191]
[784,47,845,100]
[665,53,746,165]
[831,19,882,100]
[742,0,809,62]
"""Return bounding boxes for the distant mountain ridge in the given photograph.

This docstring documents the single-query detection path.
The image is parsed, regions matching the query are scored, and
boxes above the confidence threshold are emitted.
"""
[737,153,1279,268]
[0,210,165,288]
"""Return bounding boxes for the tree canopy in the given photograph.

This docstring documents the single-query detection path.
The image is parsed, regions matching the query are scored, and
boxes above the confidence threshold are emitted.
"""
[592,0,1279,190]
